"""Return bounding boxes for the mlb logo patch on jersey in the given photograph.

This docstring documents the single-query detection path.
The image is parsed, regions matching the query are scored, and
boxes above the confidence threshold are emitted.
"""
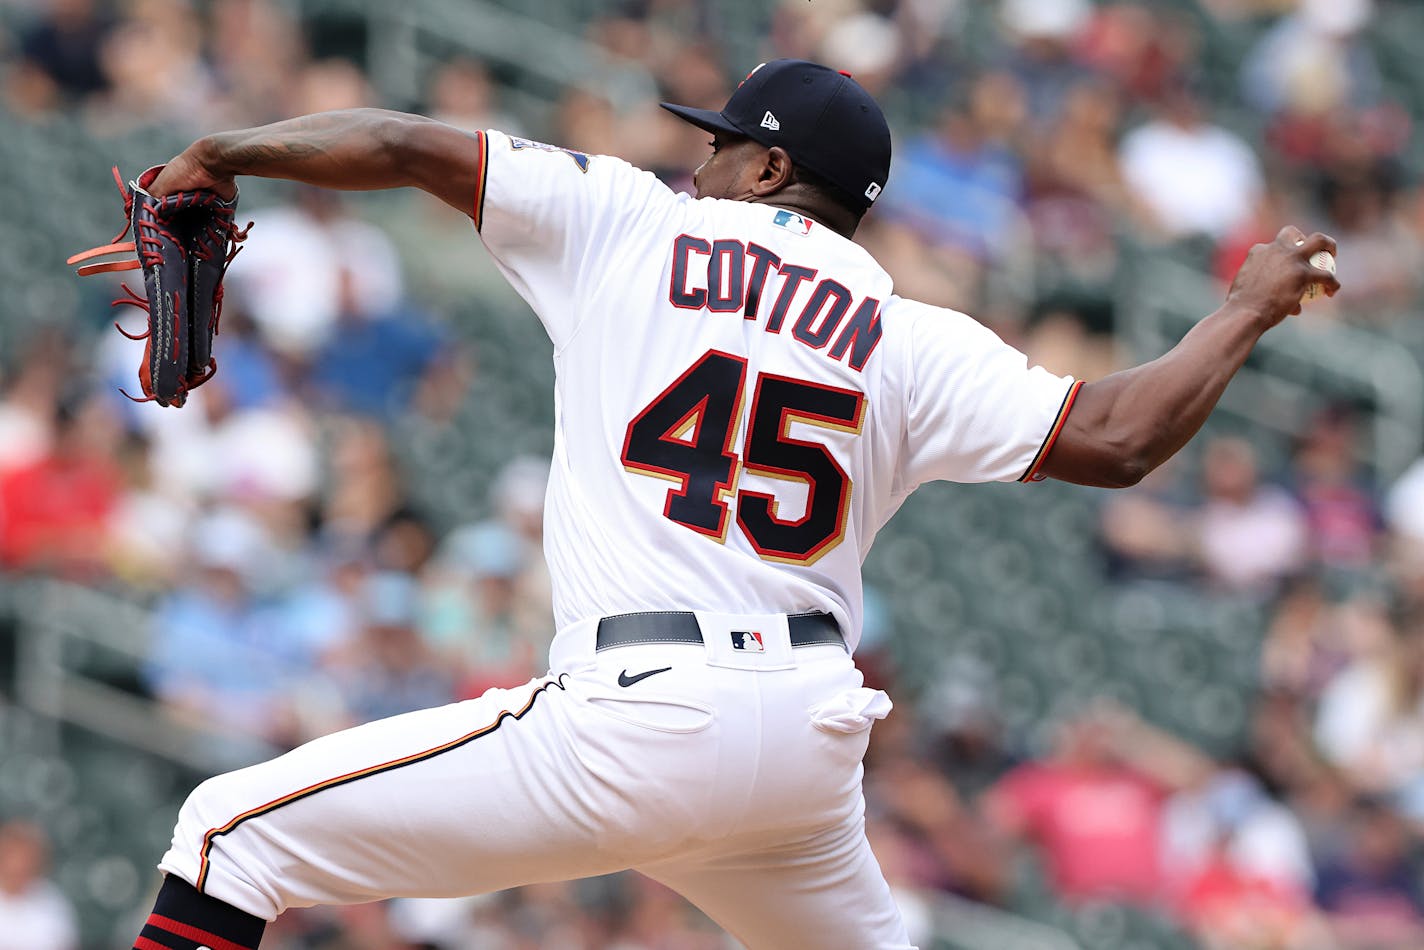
[731,631,766,653]
[772,209,813,236]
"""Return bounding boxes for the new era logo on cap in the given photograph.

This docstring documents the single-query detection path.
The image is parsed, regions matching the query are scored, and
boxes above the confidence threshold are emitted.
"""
[864,182,882,202]
[760,111,781,131]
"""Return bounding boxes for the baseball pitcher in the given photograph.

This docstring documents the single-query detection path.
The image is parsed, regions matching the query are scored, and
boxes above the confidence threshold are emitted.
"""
[124,61,1338,950]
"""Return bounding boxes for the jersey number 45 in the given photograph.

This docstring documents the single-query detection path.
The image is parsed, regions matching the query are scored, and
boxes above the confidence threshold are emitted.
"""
[622,349,864,565]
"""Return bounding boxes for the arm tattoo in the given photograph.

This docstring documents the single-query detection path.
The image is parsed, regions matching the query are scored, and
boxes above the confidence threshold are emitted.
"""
[206,109,407,187]
[222,141,325,168]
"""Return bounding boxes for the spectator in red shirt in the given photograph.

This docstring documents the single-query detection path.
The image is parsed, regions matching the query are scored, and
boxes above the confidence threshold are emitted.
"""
[983,702,1213,905]
[0,395,122,577]
[1180,846,1322,950]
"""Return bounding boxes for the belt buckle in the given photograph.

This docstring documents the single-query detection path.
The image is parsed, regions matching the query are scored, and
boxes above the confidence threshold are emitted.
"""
[693,610,796,671]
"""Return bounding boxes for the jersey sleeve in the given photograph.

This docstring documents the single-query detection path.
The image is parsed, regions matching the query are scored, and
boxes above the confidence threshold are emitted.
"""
[472,129,684,349]
[894,300,1080,488]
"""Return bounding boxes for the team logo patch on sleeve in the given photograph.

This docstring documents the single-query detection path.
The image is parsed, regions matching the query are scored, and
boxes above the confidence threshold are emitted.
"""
[772,209,813,236]
[509,137,591,173]
[731,631,766,652]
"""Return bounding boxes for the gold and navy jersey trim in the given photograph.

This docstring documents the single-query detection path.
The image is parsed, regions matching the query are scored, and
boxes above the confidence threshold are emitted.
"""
[472,130,490,231]
[1019,379,1084,483]
[194,675,566,893]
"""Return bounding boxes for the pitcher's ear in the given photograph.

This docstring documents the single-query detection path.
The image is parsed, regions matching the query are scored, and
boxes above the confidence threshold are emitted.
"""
[753,145,794,196]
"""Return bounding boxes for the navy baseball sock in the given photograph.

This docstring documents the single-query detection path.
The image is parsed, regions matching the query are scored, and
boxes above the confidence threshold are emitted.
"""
[134,875,265,950]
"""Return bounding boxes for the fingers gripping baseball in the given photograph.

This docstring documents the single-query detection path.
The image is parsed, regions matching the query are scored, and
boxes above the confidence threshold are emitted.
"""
[1226,227,1341,328]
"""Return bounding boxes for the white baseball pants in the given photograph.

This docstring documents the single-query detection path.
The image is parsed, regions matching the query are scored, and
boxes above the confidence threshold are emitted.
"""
[158,611,914,949]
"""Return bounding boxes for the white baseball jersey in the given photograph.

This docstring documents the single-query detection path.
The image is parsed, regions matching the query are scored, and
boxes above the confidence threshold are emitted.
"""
[472,131,1080,650]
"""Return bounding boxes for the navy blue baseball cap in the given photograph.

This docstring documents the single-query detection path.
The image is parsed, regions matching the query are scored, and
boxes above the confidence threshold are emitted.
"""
[661,59,891,212]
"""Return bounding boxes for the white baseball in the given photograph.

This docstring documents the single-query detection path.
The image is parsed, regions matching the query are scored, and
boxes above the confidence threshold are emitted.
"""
[1302,249,1335,303]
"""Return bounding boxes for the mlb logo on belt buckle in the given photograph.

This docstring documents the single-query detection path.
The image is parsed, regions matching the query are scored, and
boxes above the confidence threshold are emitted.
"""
[731,630,765,653]
[698,612,792,669]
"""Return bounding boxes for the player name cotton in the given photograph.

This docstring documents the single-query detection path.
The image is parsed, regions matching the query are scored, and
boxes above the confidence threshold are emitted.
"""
[668,234,883,372]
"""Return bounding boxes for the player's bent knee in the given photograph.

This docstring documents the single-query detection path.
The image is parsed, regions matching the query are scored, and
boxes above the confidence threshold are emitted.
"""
[172,773,239,849]
[158,771,284,920]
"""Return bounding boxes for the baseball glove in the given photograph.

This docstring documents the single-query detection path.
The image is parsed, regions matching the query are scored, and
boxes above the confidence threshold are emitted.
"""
[67,166,250,407]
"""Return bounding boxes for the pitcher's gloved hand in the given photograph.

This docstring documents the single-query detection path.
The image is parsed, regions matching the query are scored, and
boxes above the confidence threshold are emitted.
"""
[68,165,251,407]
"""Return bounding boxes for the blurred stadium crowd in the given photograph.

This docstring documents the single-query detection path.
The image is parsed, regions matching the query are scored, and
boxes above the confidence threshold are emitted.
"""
[5,0,1424,948]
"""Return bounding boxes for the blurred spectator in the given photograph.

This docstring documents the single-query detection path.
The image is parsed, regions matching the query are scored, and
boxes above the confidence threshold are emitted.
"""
[308,268,456,420]
[92,0,215,130]
[1197,436,1309,595]
[14,0,110,104]
[427,522,540,693]
[1021,78,1128,378]
[1240,0,1380,120]
[1118,77,1263,242]
[1249,689,1355,853]
[1289,408,1384,573]
[373,508,439,576]
[916,658,1018,800]
[226,188,403,359]
[1161,769,1323,947]
[880,78,1026,261]
[1097,459,1197,583]
[1164,769,1316,895]
[492,456,556,637]
[0,821,77,950]
[428,57,523,135]
[321,420,408,548]
[0,332,66,476]
[106,432,193,589]
[1024,75,1130,232]
[997,0,1092,126]
[288,56,373,115]
[984,703,1212,905]
[143,374,319,505]
[1254,8,1409,199]
[1078,4,1196,103]
[1317,167,1424,318]
[869,756,1010,904]
[820,12,900,95]
[1314,798,1424,948]
[205,0,307,126]
[271,542,366,658]
[1314,600,1424,808]
[201,306,288,410]
[324,571,456,727]
[144,508,305,745]
[1259,577,1353,701]
[421,455,555,694]
[0,395,123,578]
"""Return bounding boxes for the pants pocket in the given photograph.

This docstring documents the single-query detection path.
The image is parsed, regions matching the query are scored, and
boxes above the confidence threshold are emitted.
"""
[808,687,892,735]
[583,692,717,734]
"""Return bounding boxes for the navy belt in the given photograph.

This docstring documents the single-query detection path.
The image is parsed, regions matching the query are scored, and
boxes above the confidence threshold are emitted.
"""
[595,610,846,651]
